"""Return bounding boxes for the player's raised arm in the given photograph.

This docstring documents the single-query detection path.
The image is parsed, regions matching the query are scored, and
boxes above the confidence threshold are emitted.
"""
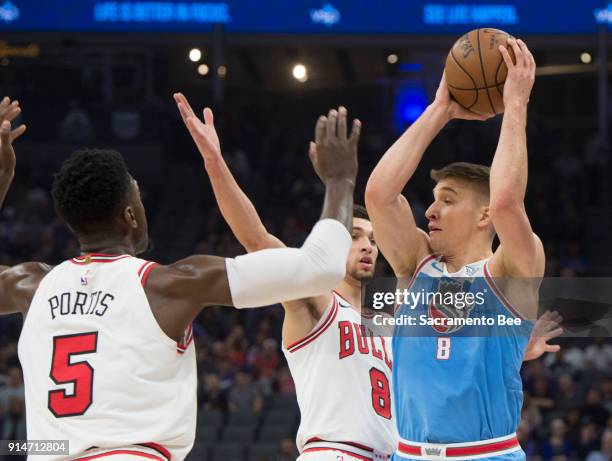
[150,96,358,340]
[488,39,544,282]
[174,93,283,252]
[0,97,27,207]
[365,74,490,277]
[0,103,48,316]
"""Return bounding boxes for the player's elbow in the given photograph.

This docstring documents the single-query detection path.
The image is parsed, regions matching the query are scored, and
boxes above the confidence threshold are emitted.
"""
[365,178,382,206]
[301,251,346,293]
[489,194,524,217]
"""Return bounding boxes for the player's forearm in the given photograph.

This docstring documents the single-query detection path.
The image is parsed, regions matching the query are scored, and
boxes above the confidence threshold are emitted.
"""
[490,101,528,210]
[0,172,13,208]
[226,219,351,308]
[366,103,448,205]
[205,157,279,252]
[319,178,355,232]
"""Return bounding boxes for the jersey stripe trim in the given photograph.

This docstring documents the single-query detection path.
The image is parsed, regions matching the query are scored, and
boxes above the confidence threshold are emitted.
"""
[397,433,520,460]
[72,450,164,461]
[302,447,371,461]
[286,296,338,353]
[482,262,525,320]
[139,442,172,461]
[306,438,375,451]
[70,255,131,265]
[139,262,159,287]
[303,438,389,460]
[177,324,194,354]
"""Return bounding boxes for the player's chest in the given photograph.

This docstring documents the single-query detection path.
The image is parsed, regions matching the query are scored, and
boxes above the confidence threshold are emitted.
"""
[335,310,393,372]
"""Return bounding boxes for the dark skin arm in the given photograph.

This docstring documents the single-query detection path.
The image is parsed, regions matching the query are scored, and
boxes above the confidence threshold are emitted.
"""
[0,102,48,316]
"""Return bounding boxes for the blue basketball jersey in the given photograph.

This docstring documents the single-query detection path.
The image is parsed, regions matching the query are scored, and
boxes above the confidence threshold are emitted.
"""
[392,255,533,448]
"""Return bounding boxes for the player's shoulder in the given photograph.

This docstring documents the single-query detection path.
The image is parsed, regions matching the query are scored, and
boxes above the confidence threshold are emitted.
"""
[0,261,52,282]
[0,262,53,313]
[490,232,544,278]
[144,254,230,306]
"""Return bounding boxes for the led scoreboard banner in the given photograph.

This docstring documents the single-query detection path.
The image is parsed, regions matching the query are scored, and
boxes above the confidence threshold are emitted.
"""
[0,0,609,34]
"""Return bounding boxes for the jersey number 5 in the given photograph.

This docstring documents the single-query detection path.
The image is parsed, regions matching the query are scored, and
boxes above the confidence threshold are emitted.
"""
[48,332,98,418]
[369,367,391,419]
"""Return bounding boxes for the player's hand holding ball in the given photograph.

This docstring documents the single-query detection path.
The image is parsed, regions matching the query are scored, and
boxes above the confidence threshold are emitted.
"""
[309,106,360,185]
[432,71,492,122]
[499,38,536,109]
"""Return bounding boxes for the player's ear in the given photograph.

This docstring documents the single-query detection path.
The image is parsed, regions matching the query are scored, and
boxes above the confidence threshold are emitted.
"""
[123,206,138,229]
[477,205,491,230]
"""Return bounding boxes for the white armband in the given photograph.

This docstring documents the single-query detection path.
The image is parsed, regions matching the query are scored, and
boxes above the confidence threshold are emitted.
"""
[225,219,351,308]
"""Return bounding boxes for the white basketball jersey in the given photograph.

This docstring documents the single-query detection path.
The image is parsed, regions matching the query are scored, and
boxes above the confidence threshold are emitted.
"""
[18,254,197,461]
[283,291,398,460]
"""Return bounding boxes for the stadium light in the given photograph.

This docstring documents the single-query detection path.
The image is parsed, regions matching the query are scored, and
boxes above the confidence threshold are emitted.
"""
[197,64,209,76]
[580,52,592,64]
[189,48,202,62]
[387,53,399,64]
[292,64,308,82]
[217,65,227,78]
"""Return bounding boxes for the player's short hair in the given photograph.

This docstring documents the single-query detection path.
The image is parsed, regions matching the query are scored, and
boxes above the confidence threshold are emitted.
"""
[52,149,132,234]
[353,204,369,221]
[430,162,490,200]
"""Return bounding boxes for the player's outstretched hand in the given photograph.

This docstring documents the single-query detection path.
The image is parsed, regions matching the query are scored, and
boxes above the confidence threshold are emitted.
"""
[433,71,492,122]
[0,120,17,180]
[0,97,26,143]
[524,310,563,361]
[173,93,221,165]
[309,106,360,185]
[499,38,535,107]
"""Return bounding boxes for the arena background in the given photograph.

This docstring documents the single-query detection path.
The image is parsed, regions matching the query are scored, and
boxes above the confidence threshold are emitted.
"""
[1,1,612,460]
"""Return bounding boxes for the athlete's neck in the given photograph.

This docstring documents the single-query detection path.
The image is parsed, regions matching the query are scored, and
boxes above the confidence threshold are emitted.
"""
[79,238,136,256]
[335,276,362,311]
[442,242,493,274]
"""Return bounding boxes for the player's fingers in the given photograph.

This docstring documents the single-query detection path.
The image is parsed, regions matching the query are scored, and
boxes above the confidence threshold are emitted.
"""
[175,93,197,119]
[498,45,514,69]
[308,141,317,163]
[521,41,536,70]
[176,102,191,126]
[337,106,347,140]
[5,106,21,122]
[545,344,561,353]
[517,39,531,67]
[326,109,337,143]
[0,96,9,109]
[348,119,361,146]
[10,124,26,141]
[509,38,523,66]
[203,107,214,126]
[544,327,564,340]
[0,120,10,147]
[315,115,327,145]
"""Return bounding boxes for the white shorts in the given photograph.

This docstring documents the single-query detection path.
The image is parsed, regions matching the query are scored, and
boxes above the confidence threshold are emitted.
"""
[298,449,367,461]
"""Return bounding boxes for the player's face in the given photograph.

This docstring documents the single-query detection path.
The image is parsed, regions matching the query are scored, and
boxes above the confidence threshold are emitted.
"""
[129,179,149,254]
[425,178,489,255]
[346,218,378,280]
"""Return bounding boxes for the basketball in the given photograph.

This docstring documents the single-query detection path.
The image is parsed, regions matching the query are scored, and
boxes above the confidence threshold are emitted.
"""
[445,28,517,117]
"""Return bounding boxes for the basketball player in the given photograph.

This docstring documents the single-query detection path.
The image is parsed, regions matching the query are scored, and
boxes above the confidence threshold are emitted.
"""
[174,85,561,461]
[0,95,358,460]
[366,38,541,460]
